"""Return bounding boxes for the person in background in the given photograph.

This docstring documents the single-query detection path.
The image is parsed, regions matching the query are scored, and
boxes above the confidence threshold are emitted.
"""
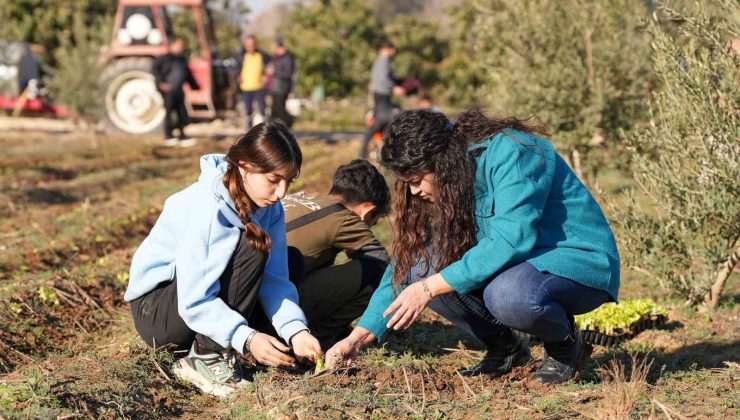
[267,37,296,127]
[17,43,44,98]
[237,35,270,130]
[152,38,199,147]
[359,41,404,159]
[282,160,391,348]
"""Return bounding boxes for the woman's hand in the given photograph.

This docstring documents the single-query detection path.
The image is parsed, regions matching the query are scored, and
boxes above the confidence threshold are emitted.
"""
[248,332,296,368]
[290,330,323,364]
[326,337,361,368]
[383,281,432,331]
[326,327,376,368]
[384,273,454,331]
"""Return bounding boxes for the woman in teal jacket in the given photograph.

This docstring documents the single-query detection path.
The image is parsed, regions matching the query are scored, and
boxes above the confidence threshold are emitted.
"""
[327,109,620,383]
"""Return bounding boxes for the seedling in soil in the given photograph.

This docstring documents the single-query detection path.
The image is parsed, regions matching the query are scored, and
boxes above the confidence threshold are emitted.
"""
[116,271,130,284]
[315,356,326,374]
[37,287,60,306]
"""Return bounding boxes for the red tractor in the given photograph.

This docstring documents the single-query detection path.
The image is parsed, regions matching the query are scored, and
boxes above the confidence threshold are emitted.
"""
[100,0,237,134]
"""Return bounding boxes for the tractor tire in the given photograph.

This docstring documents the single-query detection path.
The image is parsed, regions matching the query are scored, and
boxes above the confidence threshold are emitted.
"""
[100,57,166,135]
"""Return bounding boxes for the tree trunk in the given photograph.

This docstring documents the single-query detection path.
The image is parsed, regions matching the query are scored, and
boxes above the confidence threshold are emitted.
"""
[708,241,740,308]
[570,148,587,185]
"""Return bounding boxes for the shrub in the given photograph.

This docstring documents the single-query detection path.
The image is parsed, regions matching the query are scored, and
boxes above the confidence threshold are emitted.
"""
[608,0,739,307]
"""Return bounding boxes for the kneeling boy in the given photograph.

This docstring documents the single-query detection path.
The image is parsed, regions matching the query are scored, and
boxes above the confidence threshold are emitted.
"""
[283,160,391,347]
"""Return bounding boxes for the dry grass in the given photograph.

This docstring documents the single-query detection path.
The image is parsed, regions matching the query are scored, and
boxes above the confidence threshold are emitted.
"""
[595,352,653,419]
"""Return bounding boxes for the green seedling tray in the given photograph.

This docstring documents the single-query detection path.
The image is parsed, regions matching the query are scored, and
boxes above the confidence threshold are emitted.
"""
[579,314,667,347]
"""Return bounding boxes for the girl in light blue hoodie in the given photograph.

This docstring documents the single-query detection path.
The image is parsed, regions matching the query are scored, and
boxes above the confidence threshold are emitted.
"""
[125,121,322,397]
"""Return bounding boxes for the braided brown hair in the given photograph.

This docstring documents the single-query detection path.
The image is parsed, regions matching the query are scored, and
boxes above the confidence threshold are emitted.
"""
[222,121,302,251]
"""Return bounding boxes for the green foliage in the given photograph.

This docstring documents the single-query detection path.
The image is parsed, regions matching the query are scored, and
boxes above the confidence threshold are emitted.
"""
[171,0,248,59]
[457,0,652,180]
[575,299,668,335]
[46,12,110,121]
[383,15,448,92]
[608,0,739,305]
[285,0,384,97]
[0,0,115,66]
[436,3,492,107]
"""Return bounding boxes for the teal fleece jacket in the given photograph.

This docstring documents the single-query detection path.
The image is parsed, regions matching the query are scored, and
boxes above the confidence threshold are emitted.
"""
[357,130,620,340]
[125,154,308,354]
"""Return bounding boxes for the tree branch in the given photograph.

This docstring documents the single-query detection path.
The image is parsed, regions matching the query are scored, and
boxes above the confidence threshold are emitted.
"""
[709,240,740,308]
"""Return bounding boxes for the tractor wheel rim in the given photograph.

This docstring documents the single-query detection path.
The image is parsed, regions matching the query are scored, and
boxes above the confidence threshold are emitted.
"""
[105,70,165,133]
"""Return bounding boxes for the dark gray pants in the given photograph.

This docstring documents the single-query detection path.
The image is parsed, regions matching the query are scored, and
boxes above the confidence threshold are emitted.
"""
[130,231,267,353]
[163,89,189,139]
[360,93,394,159]
[286,247,384,348]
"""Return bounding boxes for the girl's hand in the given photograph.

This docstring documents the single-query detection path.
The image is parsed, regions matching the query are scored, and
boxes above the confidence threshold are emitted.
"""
[326,337,361,368]
[384,281,432,331]
[249,332,296,367]
[290,330,323,364]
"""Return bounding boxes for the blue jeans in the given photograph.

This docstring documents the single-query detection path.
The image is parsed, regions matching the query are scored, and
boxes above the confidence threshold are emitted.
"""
[409,260,611,346]
[241,90,266,128]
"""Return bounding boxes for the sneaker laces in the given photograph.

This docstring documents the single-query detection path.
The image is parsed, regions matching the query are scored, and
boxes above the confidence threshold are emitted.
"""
[195,352,237,384]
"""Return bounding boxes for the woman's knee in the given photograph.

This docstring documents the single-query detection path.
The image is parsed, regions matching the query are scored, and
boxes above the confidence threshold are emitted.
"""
[483,264,547,330]
[484,293,542,330]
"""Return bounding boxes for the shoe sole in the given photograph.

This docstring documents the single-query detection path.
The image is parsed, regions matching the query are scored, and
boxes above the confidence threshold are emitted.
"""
[172,360,236,398]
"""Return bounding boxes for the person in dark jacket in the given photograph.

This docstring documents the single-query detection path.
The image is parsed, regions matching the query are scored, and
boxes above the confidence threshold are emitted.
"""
[152,38,200,147]
[17,43,44,98]
[360,41,404,159]
[267,38,296,127]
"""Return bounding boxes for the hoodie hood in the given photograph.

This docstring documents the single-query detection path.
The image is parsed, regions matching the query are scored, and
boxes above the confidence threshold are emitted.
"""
[198,154,266,228]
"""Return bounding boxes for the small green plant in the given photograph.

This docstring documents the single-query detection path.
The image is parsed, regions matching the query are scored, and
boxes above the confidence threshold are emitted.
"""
[37,287,60,306]
[314,355,326,374]
[575,299,668,335]
[116,271,130,284]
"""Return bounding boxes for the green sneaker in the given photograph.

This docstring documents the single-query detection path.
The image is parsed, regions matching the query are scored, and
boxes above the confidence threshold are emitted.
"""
[172,343,250,397]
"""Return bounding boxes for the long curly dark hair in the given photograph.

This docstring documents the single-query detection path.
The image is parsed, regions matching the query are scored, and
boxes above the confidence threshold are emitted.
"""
[223,121,302,252]
[380,109,548,288]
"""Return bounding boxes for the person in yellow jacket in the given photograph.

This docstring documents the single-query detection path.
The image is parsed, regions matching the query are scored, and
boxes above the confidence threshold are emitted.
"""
[237,35,271,129]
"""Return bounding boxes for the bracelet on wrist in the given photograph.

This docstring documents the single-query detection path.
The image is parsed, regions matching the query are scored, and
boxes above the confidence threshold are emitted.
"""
[421,279,434,301]
[244,330,257,353]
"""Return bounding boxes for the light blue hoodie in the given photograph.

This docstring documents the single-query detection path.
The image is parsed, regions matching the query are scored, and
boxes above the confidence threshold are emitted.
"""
[125,154,308,354]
